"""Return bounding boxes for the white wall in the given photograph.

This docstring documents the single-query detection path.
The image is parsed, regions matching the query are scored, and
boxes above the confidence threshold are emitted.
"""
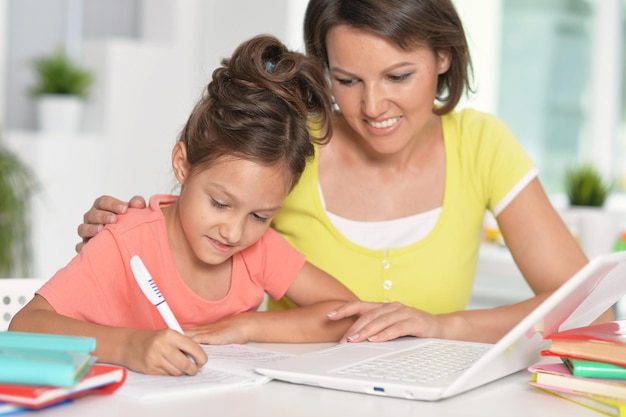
[0,0,544,280]
[1,0,308,278]
[453,0,502,113]
[0,0,6,127]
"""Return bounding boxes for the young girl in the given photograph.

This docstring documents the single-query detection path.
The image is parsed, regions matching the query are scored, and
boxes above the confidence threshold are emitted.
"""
[9,35,358,376]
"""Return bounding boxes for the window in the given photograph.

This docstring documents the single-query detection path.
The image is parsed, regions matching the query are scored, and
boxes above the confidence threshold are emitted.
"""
[457,0,625,198]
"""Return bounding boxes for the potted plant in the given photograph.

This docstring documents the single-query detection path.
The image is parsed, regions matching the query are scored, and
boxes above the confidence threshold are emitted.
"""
[564,163,612,207]
[0,143,37,276]
[27,48,93,133]
[563,163,617,259]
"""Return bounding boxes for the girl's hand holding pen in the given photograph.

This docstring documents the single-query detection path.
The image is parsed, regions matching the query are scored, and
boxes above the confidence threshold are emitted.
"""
[130,255,201,368]
[124,328,207,376]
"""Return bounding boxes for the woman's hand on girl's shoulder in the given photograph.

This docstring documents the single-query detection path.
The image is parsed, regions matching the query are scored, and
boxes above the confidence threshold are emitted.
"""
[76,195,147,252]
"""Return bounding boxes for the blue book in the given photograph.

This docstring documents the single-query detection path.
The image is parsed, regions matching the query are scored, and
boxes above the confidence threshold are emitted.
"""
[0,332,95,352]
[0,401,25,416]
[0,399,72,415]
[0,332,97,387]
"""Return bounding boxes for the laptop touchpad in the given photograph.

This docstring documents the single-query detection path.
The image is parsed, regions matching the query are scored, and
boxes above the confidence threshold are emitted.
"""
[319,344,397,360]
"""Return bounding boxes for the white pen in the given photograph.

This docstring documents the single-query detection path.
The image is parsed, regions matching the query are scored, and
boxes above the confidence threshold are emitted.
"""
[130,255,197,365]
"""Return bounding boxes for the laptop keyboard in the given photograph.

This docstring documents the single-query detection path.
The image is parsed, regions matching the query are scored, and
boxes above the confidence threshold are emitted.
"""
[332,342,489,384]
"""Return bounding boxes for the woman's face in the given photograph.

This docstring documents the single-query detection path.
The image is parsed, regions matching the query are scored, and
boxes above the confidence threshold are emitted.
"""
[326,24,450,154]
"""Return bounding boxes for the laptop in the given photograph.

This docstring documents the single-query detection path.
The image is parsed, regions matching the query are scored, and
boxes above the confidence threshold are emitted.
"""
[256,250,626,401]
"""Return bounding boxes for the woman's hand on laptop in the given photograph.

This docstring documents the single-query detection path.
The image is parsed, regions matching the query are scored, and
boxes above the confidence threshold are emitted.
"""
[327,301,454,343]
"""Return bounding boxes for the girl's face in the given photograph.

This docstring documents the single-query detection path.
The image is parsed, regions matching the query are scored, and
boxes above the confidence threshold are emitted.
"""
[170,144,291,267]
[326,24,450,154]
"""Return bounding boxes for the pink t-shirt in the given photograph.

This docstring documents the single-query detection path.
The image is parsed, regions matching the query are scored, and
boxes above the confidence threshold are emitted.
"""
[38,194,305,329]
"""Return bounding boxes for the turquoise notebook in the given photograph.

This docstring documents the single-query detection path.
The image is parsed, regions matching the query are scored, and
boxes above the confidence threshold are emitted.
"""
[0,332,97,387]
[0,332,95,352]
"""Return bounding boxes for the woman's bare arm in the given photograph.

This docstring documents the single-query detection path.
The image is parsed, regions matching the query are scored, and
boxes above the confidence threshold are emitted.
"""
[327,179,613,344]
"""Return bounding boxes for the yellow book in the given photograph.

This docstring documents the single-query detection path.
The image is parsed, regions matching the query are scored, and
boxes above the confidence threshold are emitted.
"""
[535,386,626,416]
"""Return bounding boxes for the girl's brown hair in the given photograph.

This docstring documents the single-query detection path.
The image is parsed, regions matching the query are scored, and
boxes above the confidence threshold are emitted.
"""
[179,34,333,189]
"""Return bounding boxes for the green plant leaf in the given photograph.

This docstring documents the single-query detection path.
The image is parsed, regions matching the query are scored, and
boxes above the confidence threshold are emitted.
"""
[0,145,38,276]
[27,49,93,98]
[564,164,612,207]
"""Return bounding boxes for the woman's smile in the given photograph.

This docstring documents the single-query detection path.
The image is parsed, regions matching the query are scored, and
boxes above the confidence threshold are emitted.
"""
[364,116,404,137]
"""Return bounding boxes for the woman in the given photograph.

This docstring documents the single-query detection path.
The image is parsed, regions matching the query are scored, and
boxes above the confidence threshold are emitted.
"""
[76,0,612,345]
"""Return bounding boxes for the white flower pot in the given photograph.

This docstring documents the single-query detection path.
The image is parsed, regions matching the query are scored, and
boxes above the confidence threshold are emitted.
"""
[35,95,84,133]
[563,206,620,260]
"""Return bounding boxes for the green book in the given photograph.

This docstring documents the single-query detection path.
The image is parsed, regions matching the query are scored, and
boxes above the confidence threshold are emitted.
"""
[563,358,626,379]
[0,332,97,387]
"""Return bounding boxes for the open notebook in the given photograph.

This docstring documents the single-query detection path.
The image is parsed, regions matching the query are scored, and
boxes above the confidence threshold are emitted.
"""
[256,250,626,401]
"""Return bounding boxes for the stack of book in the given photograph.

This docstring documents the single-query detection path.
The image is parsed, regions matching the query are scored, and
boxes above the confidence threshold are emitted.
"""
[0,332,126,415]
[528,320,626,416]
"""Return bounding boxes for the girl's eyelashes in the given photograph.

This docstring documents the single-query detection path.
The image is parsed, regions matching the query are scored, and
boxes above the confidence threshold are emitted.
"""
[251,213,269,224]
[210,198,228,209]
[211,197,270,224]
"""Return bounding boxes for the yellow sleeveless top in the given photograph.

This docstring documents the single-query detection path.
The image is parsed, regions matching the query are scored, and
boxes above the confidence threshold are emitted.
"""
[269,109,534,313]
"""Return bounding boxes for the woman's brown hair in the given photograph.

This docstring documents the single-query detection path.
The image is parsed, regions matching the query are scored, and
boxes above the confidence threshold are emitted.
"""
[304,0,473,115]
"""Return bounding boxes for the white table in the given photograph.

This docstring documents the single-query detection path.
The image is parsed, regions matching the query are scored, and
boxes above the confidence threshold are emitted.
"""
[31,343,601,417]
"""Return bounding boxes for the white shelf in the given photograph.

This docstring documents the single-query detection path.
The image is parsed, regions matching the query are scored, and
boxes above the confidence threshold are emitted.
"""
[3,131,105,278]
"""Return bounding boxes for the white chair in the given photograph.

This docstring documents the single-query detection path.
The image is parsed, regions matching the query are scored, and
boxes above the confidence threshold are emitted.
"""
[0,278,48,331]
